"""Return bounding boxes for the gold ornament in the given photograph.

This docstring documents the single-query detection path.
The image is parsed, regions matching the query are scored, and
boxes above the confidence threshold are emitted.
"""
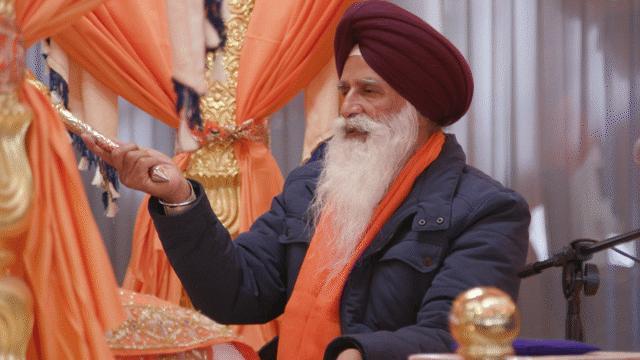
[449,287,520,360]
[0,7,33,233]
[186,0,255,239]
[0,250,34,360]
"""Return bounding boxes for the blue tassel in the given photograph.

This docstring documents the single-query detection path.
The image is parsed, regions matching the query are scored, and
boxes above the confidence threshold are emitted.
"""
[173,80,203,130]
[205,0,227,51]
[102,160,120,192]
[49,69,68,108]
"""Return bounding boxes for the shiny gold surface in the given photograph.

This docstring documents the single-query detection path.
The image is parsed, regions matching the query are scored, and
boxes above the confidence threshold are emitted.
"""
[449,287,520,360]
[1,8,33,233]
[187,0,255,239]
[0,0,14,18]
[0,250,34,360]
[0,92,33,232]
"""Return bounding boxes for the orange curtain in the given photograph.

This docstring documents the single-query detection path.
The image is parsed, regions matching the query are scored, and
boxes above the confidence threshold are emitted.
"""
[4,2,126,359]
[51,0,179,128]
[122,153,191,302]
[0,79,125,360]
[234,0,358,232]
[15,0,108,47]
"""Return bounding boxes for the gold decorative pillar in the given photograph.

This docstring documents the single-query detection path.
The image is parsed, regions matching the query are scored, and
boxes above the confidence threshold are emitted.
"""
[0,250,34,360]
[185,0,256,239]
[0,2,35,359]
[0,0,33,232]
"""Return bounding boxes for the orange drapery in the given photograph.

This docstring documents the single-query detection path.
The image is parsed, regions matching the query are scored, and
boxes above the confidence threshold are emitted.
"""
[51,0,179,128]
[15,0,108,47]
[234,0,358,231]
[1,79,125,360]
[44,0,357,352]
[3,2,126,359]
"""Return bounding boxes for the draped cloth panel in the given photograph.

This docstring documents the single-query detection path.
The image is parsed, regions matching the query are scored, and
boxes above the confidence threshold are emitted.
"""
[15,0,107,47]
[122,153,191,302]
[2,2,126,359]
[51,0,179,128]
[234,0,359,232]
[2,79,124,360]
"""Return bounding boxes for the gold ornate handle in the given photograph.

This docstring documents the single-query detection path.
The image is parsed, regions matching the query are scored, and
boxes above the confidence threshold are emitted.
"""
[54,102,170,183]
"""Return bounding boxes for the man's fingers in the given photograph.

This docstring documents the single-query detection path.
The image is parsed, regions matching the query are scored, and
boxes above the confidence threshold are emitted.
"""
[81,133,114,165]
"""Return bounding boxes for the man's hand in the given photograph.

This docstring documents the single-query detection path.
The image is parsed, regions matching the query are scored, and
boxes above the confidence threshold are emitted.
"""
[82,133,191,203]
[336,349,363,360]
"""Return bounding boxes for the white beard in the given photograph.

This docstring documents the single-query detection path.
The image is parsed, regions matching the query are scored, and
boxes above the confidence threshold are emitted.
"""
[309,102,421,277]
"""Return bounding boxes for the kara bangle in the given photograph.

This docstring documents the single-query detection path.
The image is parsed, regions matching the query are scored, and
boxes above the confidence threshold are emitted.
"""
[159,182,196,215]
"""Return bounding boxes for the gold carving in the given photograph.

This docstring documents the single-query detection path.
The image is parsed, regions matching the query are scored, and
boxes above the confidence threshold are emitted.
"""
[0,92,33,232]
[0,250,34,360]
[187,0,254,239]
[449,287,520,360]
[1,6,33,233]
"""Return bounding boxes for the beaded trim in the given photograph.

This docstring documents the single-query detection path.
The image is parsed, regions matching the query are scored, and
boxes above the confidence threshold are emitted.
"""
[107,291,239,352]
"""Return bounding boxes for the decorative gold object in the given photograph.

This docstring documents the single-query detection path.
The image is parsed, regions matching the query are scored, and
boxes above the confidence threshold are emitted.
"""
[52,97,170,183]
[0,0,14,18]
[186,0,256,239]
[107,290,239,354]
[449,287,520,360]
[0,250,34,360]
[0,4,34,233]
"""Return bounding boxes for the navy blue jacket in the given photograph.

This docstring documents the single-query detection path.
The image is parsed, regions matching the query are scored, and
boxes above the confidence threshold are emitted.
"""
[150,134,530,360]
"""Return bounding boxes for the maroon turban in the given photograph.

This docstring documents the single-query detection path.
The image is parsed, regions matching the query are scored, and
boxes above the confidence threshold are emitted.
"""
[334,0,473,126]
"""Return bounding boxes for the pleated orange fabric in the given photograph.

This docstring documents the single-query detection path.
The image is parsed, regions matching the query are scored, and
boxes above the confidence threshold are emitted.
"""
[234,0,359,233]
[51,0,179,128]
[277,131,446,360]
[122,153,190,302]
[3,79,125,360]
[15,0,108,47]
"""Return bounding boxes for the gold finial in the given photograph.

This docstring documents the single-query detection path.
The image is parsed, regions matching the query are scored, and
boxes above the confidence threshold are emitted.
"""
[449,287,520,360]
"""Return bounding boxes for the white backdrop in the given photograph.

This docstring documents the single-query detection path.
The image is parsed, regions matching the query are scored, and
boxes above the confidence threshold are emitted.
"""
[27,0,640,352]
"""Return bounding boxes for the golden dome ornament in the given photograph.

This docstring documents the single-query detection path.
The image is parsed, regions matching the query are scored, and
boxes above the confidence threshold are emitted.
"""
[449,287,520,360]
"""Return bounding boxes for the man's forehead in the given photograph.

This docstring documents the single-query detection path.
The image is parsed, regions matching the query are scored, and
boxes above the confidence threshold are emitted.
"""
[338,55,386,84]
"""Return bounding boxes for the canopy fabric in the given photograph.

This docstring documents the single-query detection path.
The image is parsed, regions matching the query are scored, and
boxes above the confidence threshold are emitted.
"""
[51,0,179,128]
[15,0,108,47]
[1,77,124,360]
[234,0,359,232]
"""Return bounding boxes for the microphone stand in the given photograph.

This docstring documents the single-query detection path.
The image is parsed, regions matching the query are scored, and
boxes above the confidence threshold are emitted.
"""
[517,229,640,342]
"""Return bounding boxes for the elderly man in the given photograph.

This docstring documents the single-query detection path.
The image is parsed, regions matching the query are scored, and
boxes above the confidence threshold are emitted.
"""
[84,1,529,359]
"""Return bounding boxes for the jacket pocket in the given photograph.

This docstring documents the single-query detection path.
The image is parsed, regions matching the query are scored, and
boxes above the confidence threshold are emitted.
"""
[378,240,443,273]
[363,240,445,330]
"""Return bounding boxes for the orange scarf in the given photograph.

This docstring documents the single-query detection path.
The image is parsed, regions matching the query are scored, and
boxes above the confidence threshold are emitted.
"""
[277,131,445,359]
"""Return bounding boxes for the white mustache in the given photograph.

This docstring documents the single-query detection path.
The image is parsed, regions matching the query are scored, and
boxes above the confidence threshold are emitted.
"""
[339,114,386,135]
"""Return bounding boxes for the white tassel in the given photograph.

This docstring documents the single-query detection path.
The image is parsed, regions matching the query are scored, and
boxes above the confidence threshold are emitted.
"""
[105,198,119,218]
[175,116,200,152]
[91,167,104,187]
[108,181,120,199]
[78,156,89,171]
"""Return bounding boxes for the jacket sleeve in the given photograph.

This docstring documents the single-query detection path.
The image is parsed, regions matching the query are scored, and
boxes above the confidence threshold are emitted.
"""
[149,179,291,325]
[324,187,531,360]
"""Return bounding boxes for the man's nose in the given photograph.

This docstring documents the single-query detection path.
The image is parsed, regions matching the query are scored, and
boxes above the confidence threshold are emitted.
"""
[340,92,364,118]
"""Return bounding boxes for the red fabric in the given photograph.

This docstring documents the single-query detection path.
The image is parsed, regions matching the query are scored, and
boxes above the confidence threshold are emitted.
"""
[277,131,446,360]
[334,1,473,126]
